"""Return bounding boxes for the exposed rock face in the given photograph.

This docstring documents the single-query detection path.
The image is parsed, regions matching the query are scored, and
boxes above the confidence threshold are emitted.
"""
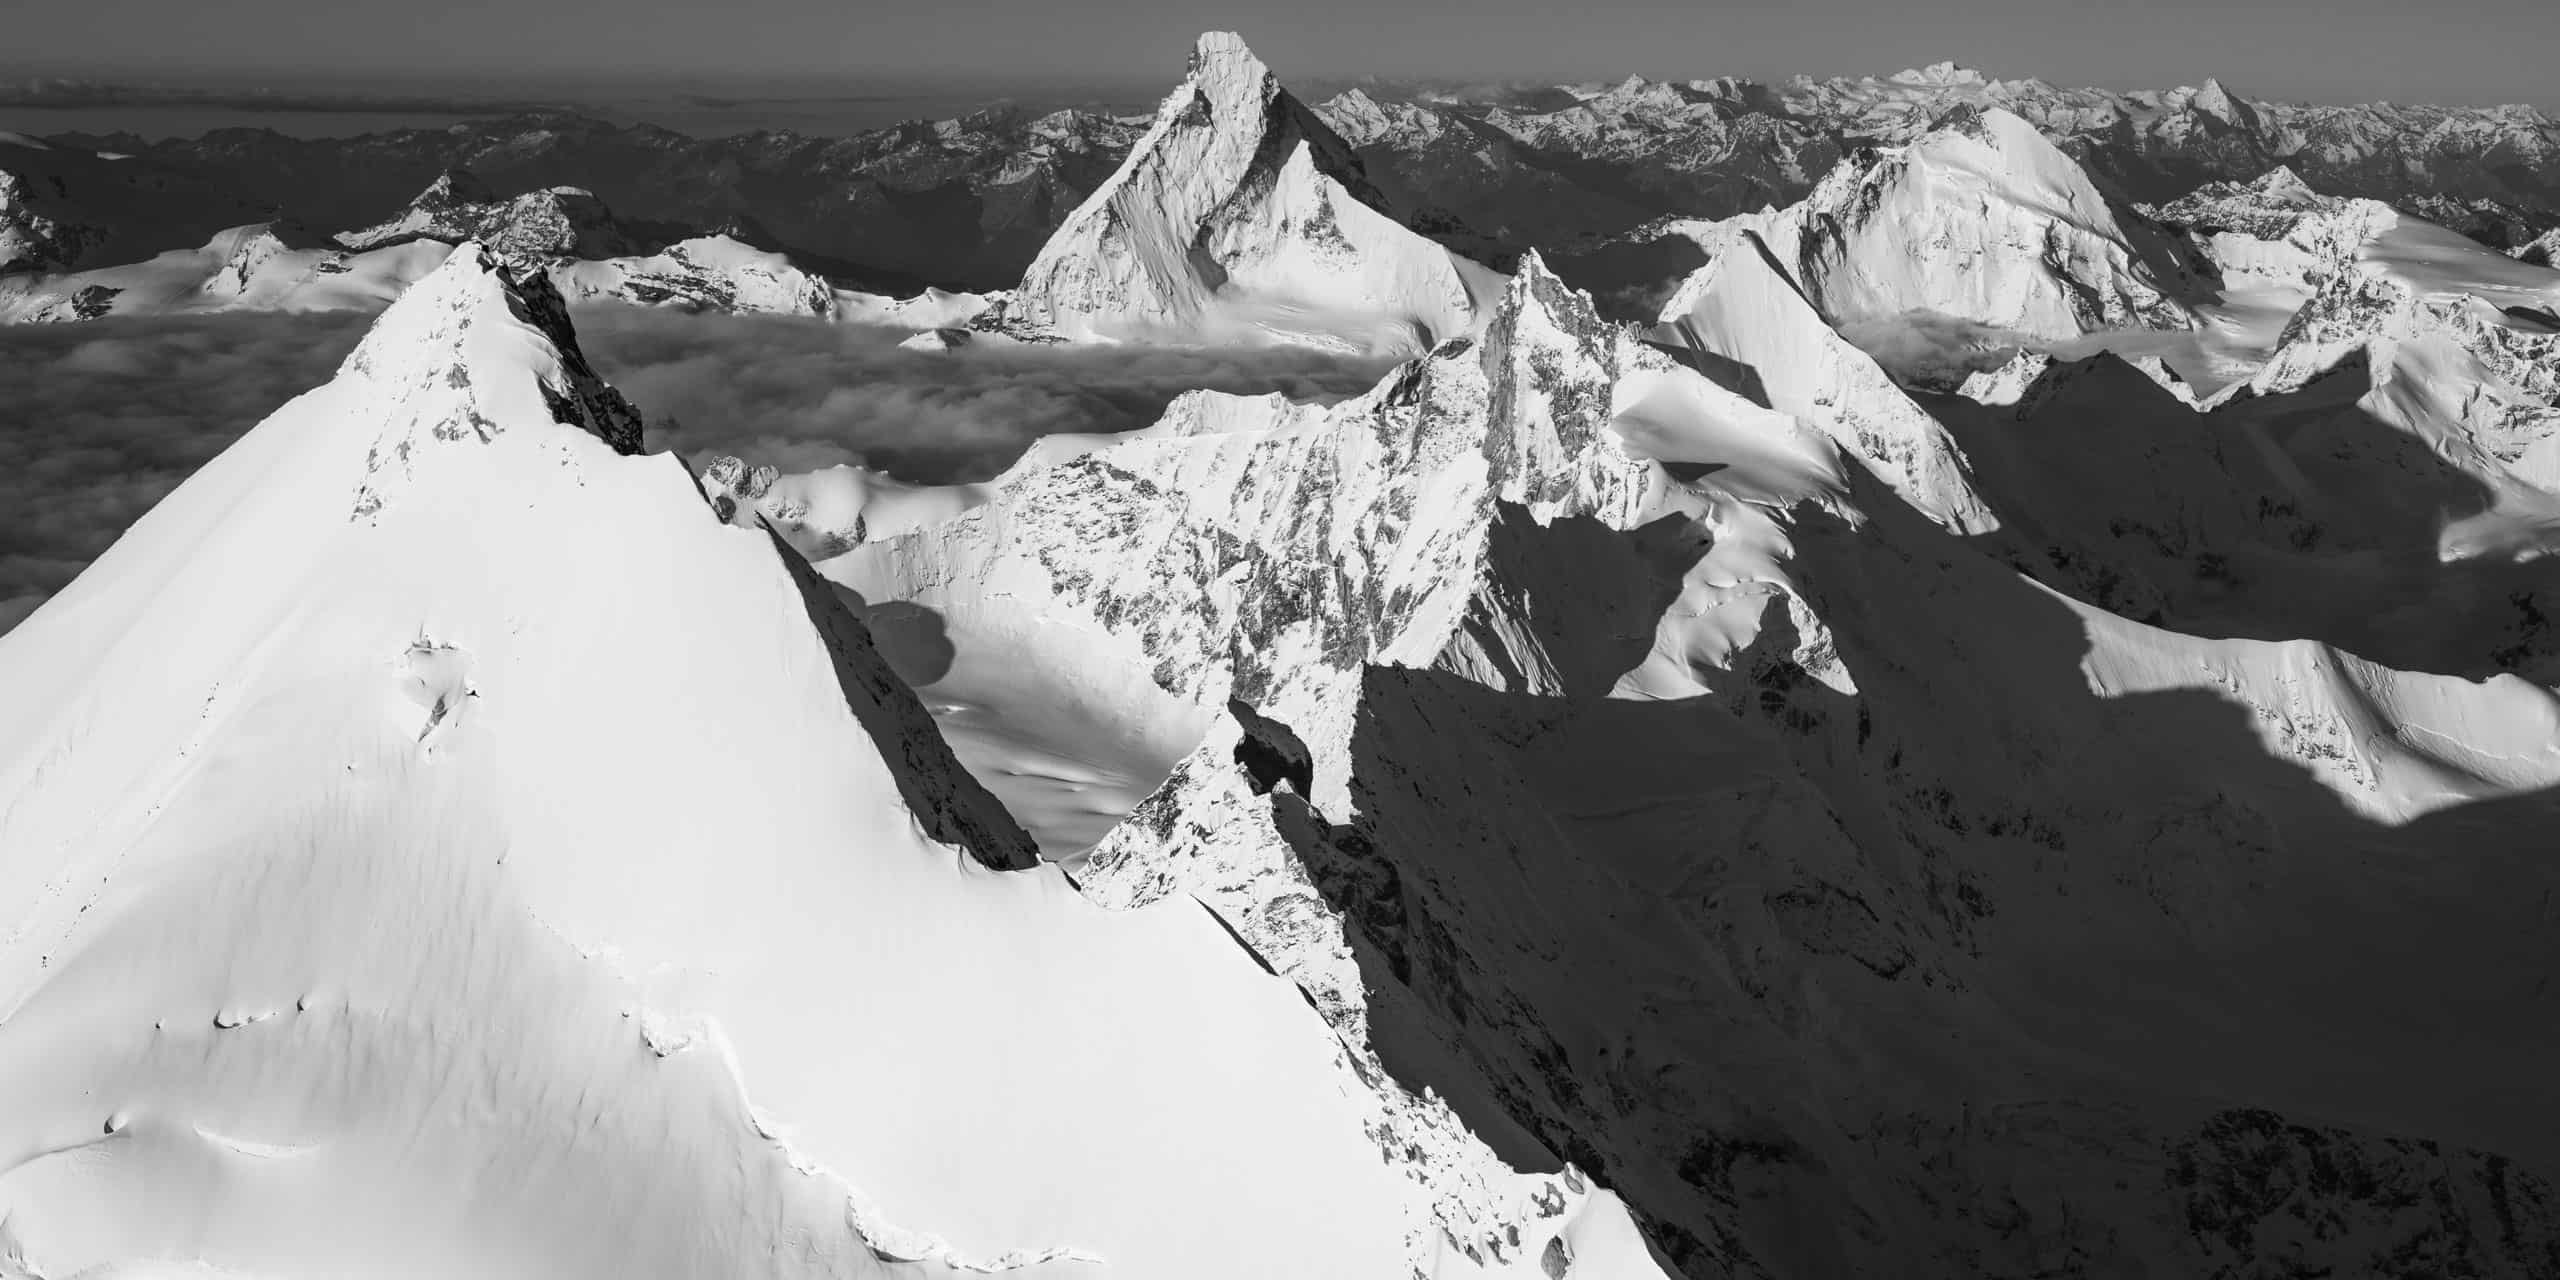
[798,172,2560,1276]
[1009,32,1501,355]
[1654,230,1998,534]
[0,132,271,275]
[341,243,645,525]
[337,168,637,259]
[827,256,1661,1271]
[0,164,108,275]
[545,235,843,316]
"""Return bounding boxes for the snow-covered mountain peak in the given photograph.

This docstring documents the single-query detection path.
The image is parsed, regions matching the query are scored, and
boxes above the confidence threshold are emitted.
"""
[339,242,643,516]
[1746,103,2210,338]
[2183,76,2248,123]
[1905,60,1990,86]
[1,198,1513,1277]
[339,169,633,259]
[1008,30,1500,355]
[1905,103,2102,193]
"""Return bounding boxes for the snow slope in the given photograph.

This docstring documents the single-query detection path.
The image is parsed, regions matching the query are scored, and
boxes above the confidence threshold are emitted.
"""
[1696,106,2210,341]
[798,234,2560,1276]
[0,243,1494,1280]
[1009,32,1503,357]
[0,221,452,322]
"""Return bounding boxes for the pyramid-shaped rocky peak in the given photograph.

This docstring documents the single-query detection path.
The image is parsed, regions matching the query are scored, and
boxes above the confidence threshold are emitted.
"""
[2246,164,2320,200]
[2179,76,2256,126]
[1010,31,1499,356]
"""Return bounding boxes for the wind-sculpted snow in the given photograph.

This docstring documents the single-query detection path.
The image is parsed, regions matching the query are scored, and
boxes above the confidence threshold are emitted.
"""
[0,242,1471,1280]
[341,244,645,517]
[1009,32,1502,357]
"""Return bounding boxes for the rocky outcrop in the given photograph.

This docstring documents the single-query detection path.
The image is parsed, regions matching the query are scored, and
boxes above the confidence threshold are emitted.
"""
[337,168,637,258]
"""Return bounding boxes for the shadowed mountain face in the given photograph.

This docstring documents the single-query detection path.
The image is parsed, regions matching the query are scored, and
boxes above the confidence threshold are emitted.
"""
[1283,482,2560,1277]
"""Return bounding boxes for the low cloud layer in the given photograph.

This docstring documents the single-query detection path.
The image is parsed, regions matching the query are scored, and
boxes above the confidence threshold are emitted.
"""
[0,306,1396,633]
[574,307,1397,481]
[0,311,372,628]
[1835,311,2032,388]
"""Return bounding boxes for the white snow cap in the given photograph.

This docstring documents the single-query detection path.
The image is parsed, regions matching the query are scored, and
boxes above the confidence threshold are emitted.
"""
[337,241,644,523]
[1011,30,1502,356]
[1758,104,2210,339]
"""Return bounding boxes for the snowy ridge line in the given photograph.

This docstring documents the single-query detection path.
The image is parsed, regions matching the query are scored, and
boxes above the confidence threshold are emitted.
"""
[691,1020,1107,1273]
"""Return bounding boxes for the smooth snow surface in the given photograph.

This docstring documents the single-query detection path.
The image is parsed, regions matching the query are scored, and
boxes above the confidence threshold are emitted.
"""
[0,244,1459,1280]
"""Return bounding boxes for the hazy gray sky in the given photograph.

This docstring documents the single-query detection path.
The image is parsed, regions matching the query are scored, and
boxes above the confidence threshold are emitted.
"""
[9,0,2557,108]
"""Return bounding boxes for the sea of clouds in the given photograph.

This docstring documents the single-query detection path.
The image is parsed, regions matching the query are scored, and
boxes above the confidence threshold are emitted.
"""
[0,307,1396,633]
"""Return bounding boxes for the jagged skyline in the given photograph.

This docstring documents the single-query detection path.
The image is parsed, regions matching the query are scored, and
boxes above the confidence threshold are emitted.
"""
[5,0,2557,110]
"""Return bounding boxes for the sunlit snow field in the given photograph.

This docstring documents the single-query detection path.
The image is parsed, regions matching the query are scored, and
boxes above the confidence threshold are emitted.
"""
[0,308,1392,630]
[0,307,1392,851]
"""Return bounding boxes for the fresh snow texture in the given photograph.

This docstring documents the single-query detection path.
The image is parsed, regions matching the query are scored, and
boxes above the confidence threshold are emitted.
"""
[0,244,1464,1280]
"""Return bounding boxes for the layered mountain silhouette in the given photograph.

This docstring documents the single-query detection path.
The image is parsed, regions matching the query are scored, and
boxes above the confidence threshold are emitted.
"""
[5,28,2560,1280]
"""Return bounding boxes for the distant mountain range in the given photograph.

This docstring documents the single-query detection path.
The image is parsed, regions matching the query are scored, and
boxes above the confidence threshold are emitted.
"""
[8,31,2560,1280]
[12,61,2556,301]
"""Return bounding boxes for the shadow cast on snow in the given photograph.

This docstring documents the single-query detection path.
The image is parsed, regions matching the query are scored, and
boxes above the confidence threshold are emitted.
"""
[1236,480,2560,1278]
[1923,349,2559,683]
